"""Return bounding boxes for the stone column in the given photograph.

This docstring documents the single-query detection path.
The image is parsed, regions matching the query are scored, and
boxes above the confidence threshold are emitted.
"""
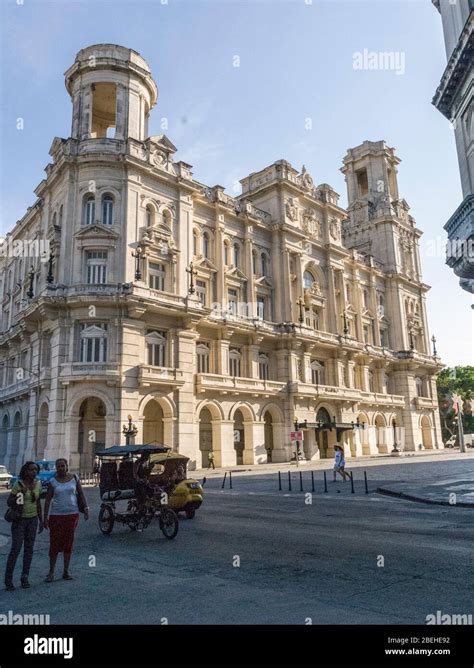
[326,265,338,333]
[176,329,198,462]
[217,420,236,467]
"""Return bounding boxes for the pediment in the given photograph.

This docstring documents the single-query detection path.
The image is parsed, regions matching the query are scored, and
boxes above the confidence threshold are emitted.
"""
[193,256,219,273]
[226,266,248,281]
[49,137,66,158]
[75,224,120,240]
[147,134,178,153]
[254,275,273,288]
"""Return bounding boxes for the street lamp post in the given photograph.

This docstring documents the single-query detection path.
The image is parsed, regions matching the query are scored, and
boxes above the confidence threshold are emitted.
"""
[296,297,305,324]
[131,246,144,281]
[122,415,138,446]
[431,335,438,358]
[341,310,349,338]
[26,266,35,299]
[46,251,55,284]
[186,262,198,295]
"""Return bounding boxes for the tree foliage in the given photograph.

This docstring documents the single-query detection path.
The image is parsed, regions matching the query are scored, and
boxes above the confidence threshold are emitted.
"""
[437,366,474,442]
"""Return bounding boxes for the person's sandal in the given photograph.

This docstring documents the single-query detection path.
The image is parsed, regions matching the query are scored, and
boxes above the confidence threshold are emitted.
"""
[44,574,54,583]
[5,582,15,591]
[20,576,30,589]
[62,573,73,580]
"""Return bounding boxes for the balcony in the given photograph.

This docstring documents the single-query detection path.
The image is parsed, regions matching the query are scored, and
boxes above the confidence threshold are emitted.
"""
[130,285,186,308]
[137,365,185,388]
[60,362,119,385]
[0,378,31,402]
[290,382,405,406]
[414,396,438,410]
[196,373,286,396]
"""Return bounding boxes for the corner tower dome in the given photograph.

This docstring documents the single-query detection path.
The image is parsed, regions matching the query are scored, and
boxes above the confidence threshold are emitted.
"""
[64,44,158,141]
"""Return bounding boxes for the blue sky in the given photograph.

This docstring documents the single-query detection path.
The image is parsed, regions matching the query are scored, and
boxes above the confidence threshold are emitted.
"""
[0,0,472,366]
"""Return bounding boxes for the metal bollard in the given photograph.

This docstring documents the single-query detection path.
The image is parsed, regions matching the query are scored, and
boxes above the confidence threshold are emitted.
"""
[221,472,227,489]
[288,471,292,492]
[324,471,328,493]
[299,471,303,492]
[278,471,282,491]
[229,471,233,489]
[311,471,315,493]
[364,471,368,494]
[350,471,355,494]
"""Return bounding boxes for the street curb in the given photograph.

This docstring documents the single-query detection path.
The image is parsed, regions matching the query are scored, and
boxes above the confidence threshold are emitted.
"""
[376,487,474,508]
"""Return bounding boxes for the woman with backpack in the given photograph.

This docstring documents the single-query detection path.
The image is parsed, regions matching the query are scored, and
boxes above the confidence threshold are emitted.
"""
[43,458,89,583]
[4,461,43,591]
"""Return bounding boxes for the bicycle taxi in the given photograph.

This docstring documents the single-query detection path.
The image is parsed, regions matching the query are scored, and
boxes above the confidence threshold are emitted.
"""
[96,444,179,538]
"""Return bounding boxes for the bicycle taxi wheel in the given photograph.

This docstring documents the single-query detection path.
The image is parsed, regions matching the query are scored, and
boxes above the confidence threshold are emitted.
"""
[98,504,115,534]
[159,507,179,539]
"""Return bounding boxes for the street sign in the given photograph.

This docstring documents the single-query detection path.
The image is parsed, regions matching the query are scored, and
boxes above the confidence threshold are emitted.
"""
[290,431,303,442]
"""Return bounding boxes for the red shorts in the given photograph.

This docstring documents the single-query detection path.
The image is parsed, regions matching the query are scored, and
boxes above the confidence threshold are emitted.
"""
[48,514,79,556]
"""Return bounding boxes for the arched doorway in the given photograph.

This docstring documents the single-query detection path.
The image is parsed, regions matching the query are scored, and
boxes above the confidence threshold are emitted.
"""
[0,414,9,466]
[78,398,106,471]
[421,416,433,449]
[374,414,387,454]
[234,409,245,465]
[316,407,331,459]
[143,400,164,445]
[37,403,49,460]
[199,408,213,467]
[263,412,274,462]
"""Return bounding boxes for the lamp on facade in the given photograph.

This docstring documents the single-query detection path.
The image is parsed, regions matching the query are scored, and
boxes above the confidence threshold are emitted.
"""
[341,310,349,338]
[431,334,438,358]
[131,246,144,281]
[46,251,55,284]
[122,414,138,446]
[408,327,415,351]
[26,266,35,299]
[296,296,305,324]
[186,262,197,295]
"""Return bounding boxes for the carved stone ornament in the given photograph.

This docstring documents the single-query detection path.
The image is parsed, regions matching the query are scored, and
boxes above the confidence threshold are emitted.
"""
[152,149,167,167]
[285,197,298,222]
[302,208,321,238]
[300,165,314,191]
[329,219,341,241]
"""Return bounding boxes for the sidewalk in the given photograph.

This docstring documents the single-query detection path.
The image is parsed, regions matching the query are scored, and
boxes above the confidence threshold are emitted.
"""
[194,448,474,479]
[377,476,474,507]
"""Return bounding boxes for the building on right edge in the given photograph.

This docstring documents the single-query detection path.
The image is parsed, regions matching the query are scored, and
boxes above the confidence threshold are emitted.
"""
[432,0,474,293]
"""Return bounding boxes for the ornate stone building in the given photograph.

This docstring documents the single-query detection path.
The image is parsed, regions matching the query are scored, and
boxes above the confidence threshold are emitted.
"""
[0,44,443,472]
[432,0,474,293]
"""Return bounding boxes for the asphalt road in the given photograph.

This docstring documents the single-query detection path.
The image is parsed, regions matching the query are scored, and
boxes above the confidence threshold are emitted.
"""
[0,458,473,625]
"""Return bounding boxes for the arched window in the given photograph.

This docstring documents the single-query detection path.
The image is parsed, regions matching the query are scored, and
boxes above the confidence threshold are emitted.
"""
[102,195,114,225]
[203,232,210,259]
[303,271,314,290]
[59,205,63,227]
[261,253,267,276]
[363,288,369,309]
[233,243,240,267]
[146,205,154,227]
[84,195,95,225]
[196,342,210,373]
[162,209,172,227]
[52,212,57,228]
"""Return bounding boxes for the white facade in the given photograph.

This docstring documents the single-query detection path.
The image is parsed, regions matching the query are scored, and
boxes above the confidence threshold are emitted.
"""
[432,0,474,293]
[0,44,443,472]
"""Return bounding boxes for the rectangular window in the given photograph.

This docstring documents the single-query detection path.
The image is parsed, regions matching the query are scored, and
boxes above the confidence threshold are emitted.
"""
[196,343,210,373]
[380,329,388,348]
[146,330,167,367]
[257,296,265,321]
[258,358,269,380]
[363,324,370,344]
[228,289,238,315]
[196,280,207,306]
[86,251,108,284]
[229,348,241,377]
[148,262,166,291]
[80,324,108,363]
